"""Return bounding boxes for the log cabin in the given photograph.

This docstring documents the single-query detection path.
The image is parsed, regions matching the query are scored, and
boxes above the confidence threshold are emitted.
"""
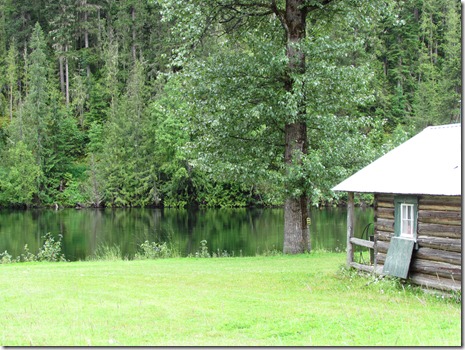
[332,123,462,292]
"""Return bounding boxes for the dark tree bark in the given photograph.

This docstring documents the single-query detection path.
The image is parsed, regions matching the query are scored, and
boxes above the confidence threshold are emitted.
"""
[283,121,310,253]
[279,0,334,253]
[284,0,309,253]
[279,0,311,253]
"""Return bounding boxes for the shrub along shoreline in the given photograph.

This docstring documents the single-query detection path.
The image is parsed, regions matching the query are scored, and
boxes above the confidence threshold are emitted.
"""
[1,233,283,264]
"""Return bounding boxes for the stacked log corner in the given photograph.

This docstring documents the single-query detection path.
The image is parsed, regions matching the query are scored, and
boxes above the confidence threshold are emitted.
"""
[374,194,461,292]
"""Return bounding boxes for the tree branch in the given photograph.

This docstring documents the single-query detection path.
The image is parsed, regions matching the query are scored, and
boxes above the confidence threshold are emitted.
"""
[270,0,288,35]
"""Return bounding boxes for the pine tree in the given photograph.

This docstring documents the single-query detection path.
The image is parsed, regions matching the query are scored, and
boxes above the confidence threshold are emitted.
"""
[5,41,18,122]
[412,0,461,128]
[100,60,152,206]
[48,0,76,106]
[19,22,49,169]
[0,141,42,206]
[440,0,461,124]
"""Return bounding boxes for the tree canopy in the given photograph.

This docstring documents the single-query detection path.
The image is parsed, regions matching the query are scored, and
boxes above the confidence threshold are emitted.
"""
[0,0,460,220]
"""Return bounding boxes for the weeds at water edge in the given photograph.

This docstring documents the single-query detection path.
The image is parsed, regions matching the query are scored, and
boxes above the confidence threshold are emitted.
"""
[0,233,66,263]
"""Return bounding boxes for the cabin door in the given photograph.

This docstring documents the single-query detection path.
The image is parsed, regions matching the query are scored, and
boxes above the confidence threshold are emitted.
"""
[382,196,418,279]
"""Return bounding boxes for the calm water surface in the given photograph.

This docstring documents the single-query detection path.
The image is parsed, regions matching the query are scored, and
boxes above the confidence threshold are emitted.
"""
[0,207,374,260]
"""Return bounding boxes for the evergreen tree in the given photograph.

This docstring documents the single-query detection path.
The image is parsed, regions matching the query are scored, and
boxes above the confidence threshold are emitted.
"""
[375,0,421,130]
[98,60,153,206]
[412,0,461,128]
[0,141,42,206]
[0,1,460,208]
[41,83,82,205]
[5,40,19,122]
[17,22,49,170]
[47,0,76,106]
[6,22,82,205]
[75,0,102,78]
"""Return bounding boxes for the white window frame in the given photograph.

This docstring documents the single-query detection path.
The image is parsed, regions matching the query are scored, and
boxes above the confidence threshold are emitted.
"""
[400,203,415,239]
[394,196,418,241]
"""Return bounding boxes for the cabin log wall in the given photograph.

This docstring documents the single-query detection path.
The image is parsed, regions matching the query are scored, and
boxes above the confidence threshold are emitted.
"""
[373,194,461,291]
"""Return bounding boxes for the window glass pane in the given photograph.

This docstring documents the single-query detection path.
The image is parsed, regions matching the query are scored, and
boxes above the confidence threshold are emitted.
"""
[400,203,414,237]
[401,204,406,234]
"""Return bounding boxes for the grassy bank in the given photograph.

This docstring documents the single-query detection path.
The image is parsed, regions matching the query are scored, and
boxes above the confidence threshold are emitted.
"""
[0,253,461,346]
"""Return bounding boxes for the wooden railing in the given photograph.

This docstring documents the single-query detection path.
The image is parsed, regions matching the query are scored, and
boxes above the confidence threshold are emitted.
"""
[348,237,379,273]
[350,237,374,249]
[346,193,377,273]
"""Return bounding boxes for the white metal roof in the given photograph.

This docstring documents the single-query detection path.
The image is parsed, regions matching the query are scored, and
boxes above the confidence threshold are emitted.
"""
[332,123,462,196]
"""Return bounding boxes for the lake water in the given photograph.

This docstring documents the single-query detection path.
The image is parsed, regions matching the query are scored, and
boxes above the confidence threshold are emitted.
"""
[0,207,374,261]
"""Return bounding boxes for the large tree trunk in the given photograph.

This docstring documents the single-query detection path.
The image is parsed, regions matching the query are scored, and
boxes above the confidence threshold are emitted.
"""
[282,0,310,253]
[283,122,310,253]
[282,119,310,249]
[284,196,310,253]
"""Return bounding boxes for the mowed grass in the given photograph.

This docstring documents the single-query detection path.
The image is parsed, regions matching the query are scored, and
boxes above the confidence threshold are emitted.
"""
[0,253,461,346]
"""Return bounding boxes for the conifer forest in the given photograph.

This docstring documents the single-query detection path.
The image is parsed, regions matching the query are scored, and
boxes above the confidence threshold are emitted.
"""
[0,0,461,212]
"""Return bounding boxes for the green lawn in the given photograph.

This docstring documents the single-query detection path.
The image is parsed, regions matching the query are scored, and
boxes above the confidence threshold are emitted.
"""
[0,253,461,346]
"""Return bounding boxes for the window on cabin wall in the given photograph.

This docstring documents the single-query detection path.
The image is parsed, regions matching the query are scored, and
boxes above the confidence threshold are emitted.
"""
[395,197,418,240]
[400,203,415,238]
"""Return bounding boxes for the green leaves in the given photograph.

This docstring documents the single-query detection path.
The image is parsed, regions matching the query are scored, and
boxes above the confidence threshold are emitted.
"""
[0,0,460,209]
[0,141,42,206]
[160,0,384,208]
[93,60,155,207]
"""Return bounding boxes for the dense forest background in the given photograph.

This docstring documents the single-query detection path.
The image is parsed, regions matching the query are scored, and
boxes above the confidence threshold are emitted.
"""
[0,0,461,209]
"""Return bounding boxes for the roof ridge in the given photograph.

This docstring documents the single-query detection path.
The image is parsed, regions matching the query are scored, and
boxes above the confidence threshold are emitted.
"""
[426,123,461,130]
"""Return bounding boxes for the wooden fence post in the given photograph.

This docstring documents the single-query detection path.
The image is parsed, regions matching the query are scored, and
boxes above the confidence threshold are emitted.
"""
[347,192,355,267]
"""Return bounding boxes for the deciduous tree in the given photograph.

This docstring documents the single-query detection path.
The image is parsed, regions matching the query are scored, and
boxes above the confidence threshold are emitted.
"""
[160,0,380,253]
